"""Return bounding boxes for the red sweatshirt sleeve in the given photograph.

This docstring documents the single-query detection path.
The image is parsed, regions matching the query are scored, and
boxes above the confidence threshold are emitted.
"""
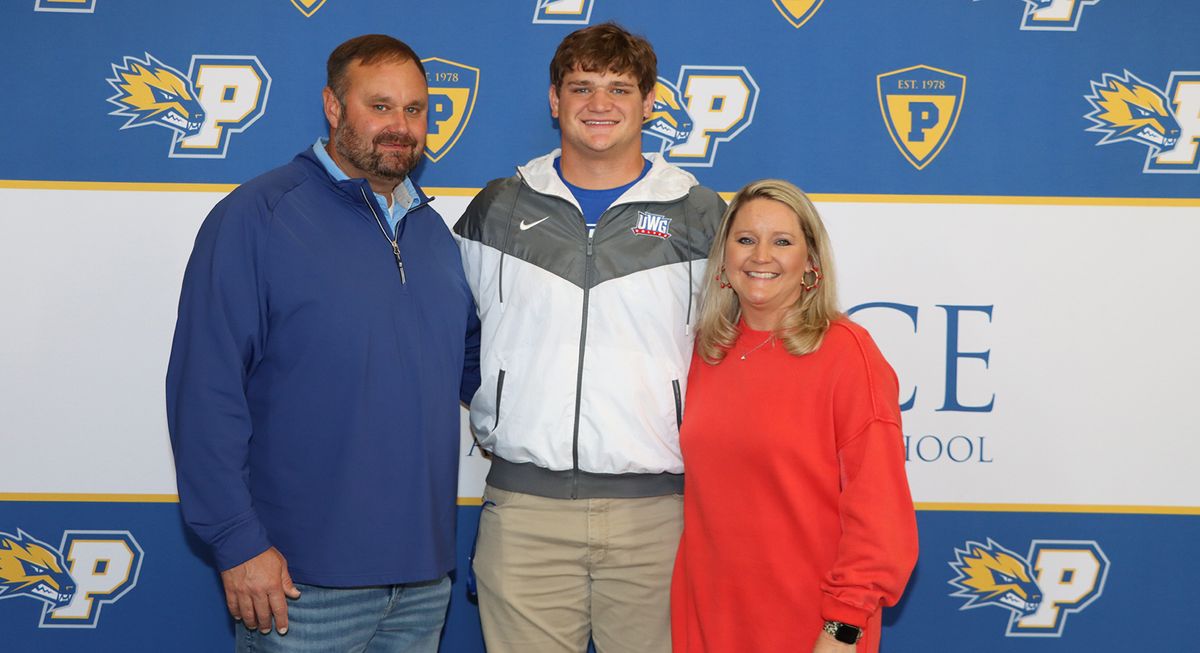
[818,324,919,626]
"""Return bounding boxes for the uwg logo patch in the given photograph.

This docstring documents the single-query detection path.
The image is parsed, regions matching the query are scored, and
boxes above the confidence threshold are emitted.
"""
[877,65,966,170]
[632,211,672,239]
[1019,0,1099,31]
[1085,70,1200,174]
[949,538,1109,637]
[655,67,759,168]
[772,0,824,29]
[533,0,593,24]
[0,529,143,628]
[107,53,271,159]
[422,58,479,163]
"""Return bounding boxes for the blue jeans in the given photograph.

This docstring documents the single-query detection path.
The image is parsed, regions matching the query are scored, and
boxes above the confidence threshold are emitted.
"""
[235,576,451,653]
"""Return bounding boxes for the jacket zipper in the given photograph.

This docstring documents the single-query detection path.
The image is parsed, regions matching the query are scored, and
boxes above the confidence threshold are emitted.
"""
[513,169,641,497]
[360,187,407,284]
[569,229,594,499]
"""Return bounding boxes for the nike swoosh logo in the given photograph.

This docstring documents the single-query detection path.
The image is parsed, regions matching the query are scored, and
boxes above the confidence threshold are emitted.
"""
[519,216,550,231]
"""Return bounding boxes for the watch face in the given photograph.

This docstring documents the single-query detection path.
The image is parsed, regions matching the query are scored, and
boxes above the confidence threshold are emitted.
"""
[832,623,862,644]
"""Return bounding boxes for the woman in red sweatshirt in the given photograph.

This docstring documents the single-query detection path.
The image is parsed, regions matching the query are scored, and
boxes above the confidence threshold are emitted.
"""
[671,179,919,653]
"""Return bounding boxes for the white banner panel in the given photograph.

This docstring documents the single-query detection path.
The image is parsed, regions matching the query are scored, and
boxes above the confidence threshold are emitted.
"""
[2,188,217,494]
[4,190,1197,508]
[826,201,1200,507]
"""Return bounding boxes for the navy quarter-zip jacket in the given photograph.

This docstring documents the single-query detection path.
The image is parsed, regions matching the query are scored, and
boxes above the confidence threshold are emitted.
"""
[167,148,480,585]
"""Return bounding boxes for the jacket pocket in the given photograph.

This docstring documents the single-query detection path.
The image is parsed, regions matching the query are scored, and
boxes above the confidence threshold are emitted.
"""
[494,369,506,430]
[672,379,683,429]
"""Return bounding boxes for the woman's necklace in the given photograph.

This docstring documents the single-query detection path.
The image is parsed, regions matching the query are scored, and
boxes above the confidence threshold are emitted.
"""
[739,333,775,361]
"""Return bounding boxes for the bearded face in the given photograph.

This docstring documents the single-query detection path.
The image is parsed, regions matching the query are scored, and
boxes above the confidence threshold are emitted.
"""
[324,58,429,191]
[333,113,422,183]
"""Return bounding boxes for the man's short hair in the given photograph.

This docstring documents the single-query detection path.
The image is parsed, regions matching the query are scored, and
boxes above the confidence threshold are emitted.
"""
[327,34,426,101]
[549,22,657,97]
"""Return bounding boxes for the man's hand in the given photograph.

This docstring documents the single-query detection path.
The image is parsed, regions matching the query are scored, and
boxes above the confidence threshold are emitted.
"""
[812,630,857,653]
[220,547,301,634]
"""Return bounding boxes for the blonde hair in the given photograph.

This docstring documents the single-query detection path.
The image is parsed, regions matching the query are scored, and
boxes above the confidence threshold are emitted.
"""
[696,179,841,364]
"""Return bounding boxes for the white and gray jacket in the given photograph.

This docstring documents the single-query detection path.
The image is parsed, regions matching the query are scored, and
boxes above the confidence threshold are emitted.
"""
[454,150,724,498]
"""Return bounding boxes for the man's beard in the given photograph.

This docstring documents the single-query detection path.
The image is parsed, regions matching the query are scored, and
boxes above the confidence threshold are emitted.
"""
[333,117,421,183]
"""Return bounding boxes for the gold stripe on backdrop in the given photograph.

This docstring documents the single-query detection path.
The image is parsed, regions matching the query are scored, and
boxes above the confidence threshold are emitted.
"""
[3,180,1199,207]
[2,493,1198,514]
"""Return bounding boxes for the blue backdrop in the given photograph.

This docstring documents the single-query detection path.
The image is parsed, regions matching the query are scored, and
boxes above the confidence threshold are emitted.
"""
[3,1,1198,651]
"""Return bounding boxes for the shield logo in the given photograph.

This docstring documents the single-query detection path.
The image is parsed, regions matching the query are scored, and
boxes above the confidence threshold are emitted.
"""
[422,58,480,163]
[772,0,825,29]
[34,0,97,13]
[1021,0,1100,32]
[533,0,594,25]
[877,65,967,170]
[289,0,327,17]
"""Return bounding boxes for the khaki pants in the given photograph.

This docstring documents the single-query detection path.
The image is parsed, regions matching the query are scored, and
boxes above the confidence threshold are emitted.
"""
[473,485,683,653]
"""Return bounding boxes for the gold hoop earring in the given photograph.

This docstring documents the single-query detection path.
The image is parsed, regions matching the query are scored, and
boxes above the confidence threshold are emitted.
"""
[801,266,822,292]
[714,266,732,289]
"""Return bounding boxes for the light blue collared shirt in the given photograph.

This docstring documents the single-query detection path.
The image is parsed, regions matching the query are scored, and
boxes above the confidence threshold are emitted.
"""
[312,138,419,237]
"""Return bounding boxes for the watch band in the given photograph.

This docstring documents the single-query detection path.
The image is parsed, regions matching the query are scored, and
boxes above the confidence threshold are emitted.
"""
[823,620,863,644]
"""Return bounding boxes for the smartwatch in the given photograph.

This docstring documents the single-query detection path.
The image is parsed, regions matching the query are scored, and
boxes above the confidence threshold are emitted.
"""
[823,620,863,644]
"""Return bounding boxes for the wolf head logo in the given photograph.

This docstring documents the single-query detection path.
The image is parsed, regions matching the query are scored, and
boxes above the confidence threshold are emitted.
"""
[0,530,75,609]
[948,539,1042,616]
[643,79,693,148]
[107,53,205,137]
[1085,70,1181,152]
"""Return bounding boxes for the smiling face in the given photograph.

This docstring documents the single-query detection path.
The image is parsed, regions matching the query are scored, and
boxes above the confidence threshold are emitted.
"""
[550,67,655,167]
[324,57,428,195]
[724,197,813,331]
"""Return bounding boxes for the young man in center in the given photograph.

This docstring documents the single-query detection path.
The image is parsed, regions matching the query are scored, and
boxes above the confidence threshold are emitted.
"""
[454,22,725,653]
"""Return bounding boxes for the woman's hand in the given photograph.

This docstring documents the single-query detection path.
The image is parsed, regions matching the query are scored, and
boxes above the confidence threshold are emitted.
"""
[812,630,857,653]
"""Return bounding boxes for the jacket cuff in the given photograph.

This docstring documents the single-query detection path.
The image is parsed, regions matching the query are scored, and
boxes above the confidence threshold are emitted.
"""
[210,513,273,572]
[820,594,873,628]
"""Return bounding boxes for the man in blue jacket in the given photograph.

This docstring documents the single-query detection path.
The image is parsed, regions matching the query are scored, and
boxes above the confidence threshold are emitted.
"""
[167,34,480,652]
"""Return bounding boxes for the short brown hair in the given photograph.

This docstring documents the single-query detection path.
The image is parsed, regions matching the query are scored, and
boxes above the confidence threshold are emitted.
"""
[326,34,426,101]
[549,22,656,96]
